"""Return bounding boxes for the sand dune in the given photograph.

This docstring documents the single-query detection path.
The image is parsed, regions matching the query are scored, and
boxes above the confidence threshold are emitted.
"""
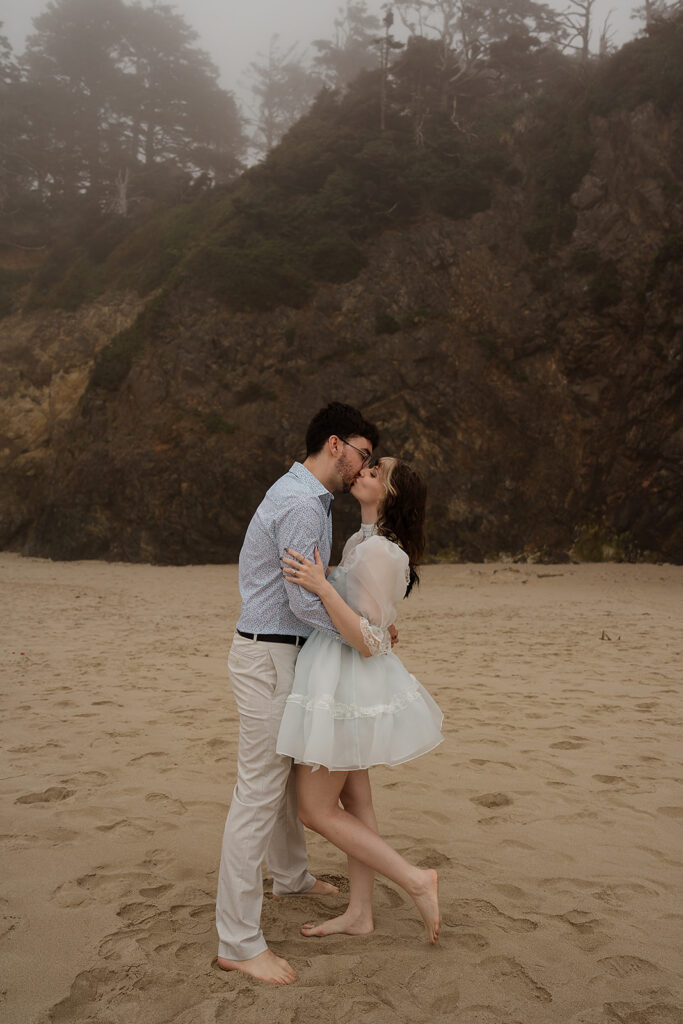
[1,553,681,1023]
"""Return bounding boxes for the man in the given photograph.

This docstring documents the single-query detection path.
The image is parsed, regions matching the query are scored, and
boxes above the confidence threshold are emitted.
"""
[216,402,379,985]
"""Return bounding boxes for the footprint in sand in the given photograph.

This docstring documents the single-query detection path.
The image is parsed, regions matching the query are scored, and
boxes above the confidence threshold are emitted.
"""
[556,909,611,952]
[205,737,232,754]
[593,882,662,903]
[139,884,173,898]
[657,806,683,819]
[443,899,537,933]
[0,832,38,851]
[416,848,451,869]
[636,846,683,868]
[128,752,174,770]
[15,787,74,805]
[39,827,80,845]
[169,902,215,935]
[173,941,204,961]
[403,961,461,1016]
[117,902,158,926]
[470,759,516,770]
[53,875,102,909]
[59,771,107,787]
[602,1002,683,1024]
[480,956,552,1003]
[598,955,661,978]
[453,932,490,951]
[140,848,175,872]
[95,819,152,838]
[560,909,602,934]
[53,869,156,909]
[494,883,527,900]
[47,968,122,1022]
[471,793,513,809]
[144,792,187,815]
[98,930,154,962]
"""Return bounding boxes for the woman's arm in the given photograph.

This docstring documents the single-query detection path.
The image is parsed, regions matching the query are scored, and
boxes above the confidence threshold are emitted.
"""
[282,548,373,657]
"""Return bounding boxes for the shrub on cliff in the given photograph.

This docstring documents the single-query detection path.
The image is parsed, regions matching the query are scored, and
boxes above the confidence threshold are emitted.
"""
[89,293,168,391]
[587,13,683,116]
[185,239,310,311]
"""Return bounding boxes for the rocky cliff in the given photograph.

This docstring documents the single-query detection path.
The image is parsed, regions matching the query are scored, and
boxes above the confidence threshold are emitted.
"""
[1,101,681,564]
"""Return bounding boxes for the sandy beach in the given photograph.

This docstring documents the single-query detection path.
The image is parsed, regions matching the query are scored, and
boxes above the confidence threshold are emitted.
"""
[1,552,682,1024]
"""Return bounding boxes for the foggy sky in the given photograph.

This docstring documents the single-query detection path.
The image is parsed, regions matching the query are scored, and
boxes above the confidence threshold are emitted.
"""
[3,0,642,104]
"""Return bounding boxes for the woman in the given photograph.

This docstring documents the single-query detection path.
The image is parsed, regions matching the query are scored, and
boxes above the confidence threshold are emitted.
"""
[277,458,443,943]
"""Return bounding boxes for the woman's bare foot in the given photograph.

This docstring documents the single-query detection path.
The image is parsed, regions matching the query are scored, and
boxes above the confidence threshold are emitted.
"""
[301,908,374,938]
[271,878,340,898]
[409,869,440,943]
[217,949,296,985]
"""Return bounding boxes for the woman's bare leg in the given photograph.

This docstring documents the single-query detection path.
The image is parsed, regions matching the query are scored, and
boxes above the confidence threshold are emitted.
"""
[301,770,376,937]
[297,766,439,943]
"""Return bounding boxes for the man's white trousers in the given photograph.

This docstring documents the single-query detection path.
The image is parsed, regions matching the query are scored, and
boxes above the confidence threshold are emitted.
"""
[216,633,315,961]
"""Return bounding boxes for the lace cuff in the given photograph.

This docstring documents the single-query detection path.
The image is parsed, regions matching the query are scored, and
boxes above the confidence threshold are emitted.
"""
[359,616,391,656]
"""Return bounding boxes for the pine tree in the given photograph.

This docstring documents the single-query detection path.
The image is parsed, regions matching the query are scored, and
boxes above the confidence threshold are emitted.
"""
[247,36,322,155]
[22,0,245,204]
[312,1,383,89]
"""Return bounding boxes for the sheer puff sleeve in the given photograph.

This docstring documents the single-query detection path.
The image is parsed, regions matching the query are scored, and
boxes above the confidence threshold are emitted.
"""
[339,528,364,567]
[344,536,410,656]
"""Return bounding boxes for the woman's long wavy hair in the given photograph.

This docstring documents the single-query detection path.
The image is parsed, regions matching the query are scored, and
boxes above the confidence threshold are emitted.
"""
[375,458,427,597]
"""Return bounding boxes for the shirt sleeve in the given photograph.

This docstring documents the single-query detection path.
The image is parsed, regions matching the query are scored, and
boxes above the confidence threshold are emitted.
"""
[339,529,363,566]
[345,537,409,656]
[273,496,340,638]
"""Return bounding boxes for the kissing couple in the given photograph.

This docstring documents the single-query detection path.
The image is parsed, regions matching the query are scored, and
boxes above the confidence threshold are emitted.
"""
[215,402,443,984]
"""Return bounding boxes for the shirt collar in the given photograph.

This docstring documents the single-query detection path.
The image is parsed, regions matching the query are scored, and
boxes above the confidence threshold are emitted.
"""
[289,462,334,508]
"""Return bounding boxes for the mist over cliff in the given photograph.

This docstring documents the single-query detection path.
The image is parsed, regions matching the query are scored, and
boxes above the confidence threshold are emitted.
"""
[1,15,681,564]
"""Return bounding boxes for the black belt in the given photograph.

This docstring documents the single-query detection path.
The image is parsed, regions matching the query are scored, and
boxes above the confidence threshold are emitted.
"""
[236,629,306,647]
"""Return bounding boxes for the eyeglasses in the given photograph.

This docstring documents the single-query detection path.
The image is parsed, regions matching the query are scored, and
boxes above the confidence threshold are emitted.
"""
[342,439,374,468]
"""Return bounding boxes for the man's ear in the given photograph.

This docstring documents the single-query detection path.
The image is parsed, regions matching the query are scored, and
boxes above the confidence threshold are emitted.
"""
[328,435,342,458]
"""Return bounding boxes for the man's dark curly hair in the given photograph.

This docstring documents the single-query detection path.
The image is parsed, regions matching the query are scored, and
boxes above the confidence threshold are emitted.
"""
[375,458,427,597]
[305,402,379,457]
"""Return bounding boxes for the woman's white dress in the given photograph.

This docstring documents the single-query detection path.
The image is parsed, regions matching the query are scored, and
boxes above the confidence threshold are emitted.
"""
[276,525,443,771]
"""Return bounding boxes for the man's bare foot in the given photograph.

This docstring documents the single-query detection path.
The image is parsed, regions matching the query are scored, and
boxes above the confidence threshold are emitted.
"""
[217,949,296,985]
[271,878,340,898]
[301,908,374,938]
[305,878,340,896]
[409,869,440,943]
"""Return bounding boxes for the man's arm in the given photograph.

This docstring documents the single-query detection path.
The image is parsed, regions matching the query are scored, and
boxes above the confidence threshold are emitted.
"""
[274,498,341,637]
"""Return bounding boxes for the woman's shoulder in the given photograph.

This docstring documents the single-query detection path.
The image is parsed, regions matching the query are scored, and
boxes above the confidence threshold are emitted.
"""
[340,528,365,565]
[344,527,365,544]
[354,533,409,565]
[366,533,407,553]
